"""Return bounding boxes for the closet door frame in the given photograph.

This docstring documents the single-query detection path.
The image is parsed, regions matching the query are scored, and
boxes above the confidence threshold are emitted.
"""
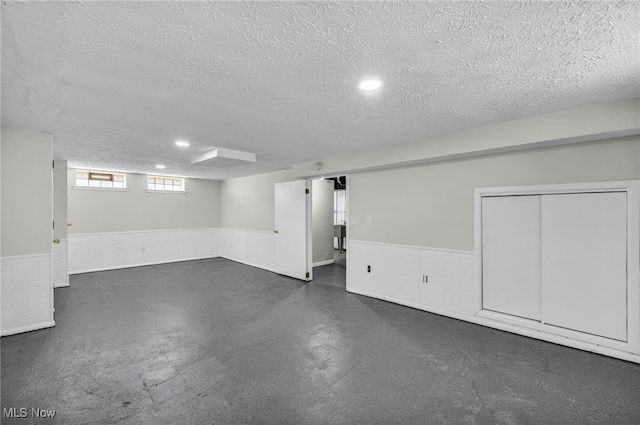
[474,180,640,355]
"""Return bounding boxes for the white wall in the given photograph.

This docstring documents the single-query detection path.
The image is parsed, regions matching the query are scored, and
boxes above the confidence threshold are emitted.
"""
[1,127,55,335]
[312,179,335,265]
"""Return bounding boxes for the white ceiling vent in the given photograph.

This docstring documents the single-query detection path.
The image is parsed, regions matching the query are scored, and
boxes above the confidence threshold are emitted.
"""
[191,148,256,168]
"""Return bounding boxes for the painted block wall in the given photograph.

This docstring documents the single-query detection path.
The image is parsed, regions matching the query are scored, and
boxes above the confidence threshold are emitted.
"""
[69,228,220,274]
[67,169,221,234]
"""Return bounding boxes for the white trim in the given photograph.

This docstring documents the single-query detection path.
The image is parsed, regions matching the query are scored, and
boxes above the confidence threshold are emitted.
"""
[0,252,52,260]
[350,239,473,255]
[475,309,633,352]
[222,228,275,235]
[72,186,129,192]
[1,320,56,337]
[306,179,313,280]
[475,180,639,197]
[70,255,221,275]
[70,227,218,237]
[220,256,276,273]
[144,190,187,194]
[54,282,70,288]
[313,259,335,267]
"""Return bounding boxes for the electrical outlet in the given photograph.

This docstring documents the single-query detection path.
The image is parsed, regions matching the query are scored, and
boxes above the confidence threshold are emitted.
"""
[366,215,371,224]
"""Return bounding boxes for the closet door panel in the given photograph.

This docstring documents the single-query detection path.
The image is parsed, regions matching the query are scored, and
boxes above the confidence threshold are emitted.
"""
[541,192,627,341]
[482,195,541,320]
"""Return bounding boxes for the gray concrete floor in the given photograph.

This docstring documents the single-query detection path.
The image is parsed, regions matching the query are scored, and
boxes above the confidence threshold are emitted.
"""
[2,258,640,425]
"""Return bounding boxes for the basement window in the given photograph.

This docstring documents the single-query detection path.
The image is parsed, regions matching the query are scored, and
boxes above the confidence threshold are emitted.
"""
[74,170,127,190]
[146,176,186,193]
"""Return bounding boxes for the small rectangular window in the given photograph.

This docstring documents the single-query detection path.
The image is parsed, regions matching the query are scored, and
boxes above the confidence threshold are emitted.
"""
[75,170,127,190]
[146,176,185,193]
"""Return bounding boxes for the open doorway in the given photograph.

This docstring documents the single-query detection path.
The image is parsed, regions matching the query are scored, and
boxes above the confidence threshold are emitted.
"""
[311,175,348,273]
[329,176,347,267]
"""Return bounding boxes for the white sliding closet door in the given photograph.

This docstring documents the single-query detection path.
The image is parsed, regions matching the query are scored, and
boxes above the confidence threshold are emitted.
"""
[482,195,541,320]
[541,192,627,341]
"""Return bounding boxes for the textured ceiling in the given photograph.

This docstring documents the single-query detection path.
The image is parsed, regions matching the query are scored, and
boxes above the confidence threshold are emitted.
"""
[2,1,639,180]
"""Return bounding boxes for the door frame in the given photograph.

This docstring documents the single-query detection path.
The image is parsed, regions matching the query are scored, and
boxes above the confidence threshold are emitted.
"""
[474,180,640,354]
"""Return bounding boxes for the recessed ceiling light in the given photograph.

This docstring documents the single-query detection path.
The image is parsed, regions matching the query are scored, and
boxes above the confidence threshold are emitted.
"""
[155,164,166,169]
[175,140,190,148]
[358,78,382,91]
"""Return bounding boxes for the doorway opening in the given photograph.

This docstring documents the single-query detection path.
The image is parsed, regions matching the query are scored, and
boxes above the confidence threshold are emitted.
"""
[328,176,347,267]
[310,175,348,287]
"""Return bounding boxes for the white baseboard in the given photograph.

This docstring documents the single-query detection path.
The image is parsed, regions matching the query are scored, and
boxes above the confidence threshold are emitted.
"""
[2,320,55,337]
[221,255,276,273]
[70,255,221,275]
[313,259,335,267]
[54,282,70,288]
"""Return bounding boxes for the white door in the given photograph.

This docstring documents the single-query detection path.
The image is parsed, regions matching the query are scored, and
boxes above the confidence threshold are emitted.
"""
[274,180,312,281]
[541,192,627,341]
[482,195,542,320]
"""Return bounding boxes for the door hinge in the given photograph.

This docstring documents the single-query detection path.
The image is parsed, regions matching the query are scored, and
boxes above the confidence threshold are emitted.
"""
[305,188,310,194]
[52,160,55,169]
[306,272,310,278]
[53,221,55,230]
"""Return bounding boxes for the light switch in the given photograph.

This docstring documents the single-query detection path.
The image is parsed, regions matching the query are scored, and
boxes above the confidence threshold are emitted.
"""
[366,215,372,224]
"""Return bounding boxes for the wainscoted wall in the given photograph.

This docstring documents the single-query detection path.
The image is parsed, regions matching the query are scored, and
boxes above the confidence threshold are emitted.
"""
[418,247,477,316]
[53,238,69,288]
[64,227,640,363]
[347,240,475,315]
[347,240,640,364]
[69,228,220,274]
[68,228,277,275]
[1,254,55,336]
[219,228,275,272]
